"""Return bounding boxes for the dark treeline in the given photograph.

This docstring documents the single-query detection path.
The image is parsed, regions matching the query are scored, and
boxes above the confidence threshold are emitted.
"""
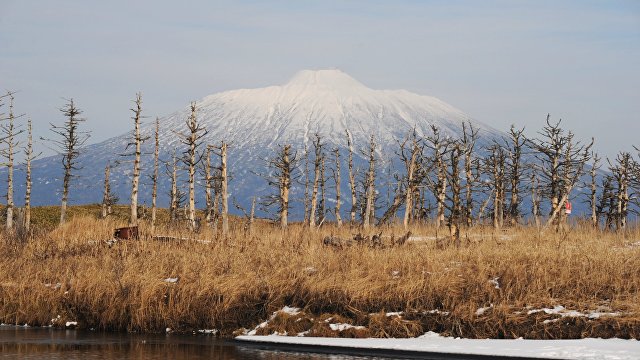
[1,92,639,241]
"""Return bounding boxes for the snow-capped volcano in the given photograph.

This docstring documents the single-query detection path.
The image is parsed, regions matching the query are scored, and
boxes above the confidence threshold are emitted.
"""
[7,69,504,217]
[165,69,498,151]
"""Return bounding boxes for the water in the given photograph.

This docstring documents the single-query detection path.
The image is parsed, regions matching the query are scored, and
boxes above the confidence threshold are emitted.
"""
[0,326,391,360]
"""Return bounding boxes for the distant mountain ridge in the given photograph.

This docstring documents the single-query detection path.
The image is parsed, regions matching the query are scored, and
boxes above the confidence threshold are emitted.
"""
[3,69,506,219]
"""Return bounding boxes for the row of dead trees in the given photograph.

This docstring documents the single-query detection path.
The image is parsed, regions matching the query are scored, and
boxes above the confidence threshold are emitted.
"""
[2,91,640,240]
[261,116,640,243]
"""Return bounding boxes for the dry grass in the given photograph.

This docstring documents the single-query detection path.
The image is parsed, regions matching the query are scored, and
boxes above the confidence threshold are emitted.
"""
[0,206,639,339]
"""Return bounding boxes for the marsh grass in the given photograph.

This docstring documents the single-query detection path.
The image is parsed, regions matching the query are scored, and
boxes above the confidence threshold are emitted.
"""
[0,205,638,339]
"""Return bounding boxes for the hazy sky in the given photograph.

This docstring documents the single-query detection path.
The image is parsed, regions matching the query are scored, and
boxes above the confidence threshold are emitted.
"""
[1,0,638,159]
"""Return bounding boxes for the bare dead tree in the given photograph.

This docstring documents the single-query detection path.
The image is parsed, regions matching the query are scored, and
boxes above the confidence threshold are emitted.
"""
[332,147,342,226]
[530,170,541,228]
[424,125,450,230]
[319,153,326,225]
[43,99,90,225]
[150,118,160,232]
[460,121,479,227]
[204,146,213,223]
[166,149,179,222]
[346,130,357,223]
[445,142,463,246]
[249,196,256,233]
[630,147,640,220]
[363,135,377,229]
[585,152,601,228]
[175,102,208,230]
[400,130,422,229]
[486,144,506,229]
[309,134,322,227]
[377,179,404,226]
[23,118,40,234]
[211,167,221,229]
[528,116,593,231]
[598,175,616,230]
[101,162,111,219]
[302,144,310,224]
[609,152,632,231]
[126,93,148,226]
[219,141,229,234]
[0,91,24,230]
[205,141,229,233]
[503,125,527,226]
[261,144,296,228]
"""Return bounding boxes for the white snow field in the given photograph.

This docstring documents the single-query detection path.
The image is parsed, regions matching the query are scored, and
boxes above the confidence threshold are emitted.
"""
[236,333,640,360]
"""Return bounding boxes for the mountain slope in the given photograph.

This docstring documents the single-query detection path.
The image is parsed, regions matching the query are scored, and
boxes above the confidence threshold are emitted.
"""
[6,69,505,219]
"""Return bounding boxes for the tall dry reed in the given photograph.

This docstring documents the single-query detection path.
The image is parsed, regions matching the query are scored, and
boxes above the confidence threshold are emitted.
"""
[0,206,638,339]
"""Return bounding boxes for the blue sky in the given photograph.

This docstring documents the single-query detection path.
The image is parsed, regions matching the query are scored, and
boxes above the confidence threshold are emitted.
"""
[0,0,638,159]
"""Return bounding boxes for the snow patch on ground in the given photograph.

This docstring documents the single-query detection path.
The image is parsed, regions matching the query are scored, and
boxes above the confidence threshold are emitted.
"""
[246,306,302,335]
[280,306,301,316]
[329,323,366,331]
[236,334,640,360]
[527,305,620,320]
[475,304,493,316]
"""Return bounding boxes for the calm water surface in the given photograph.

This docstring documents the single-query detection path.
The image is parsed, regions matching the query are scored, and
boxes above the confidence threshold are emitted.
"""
[0,326,392,360]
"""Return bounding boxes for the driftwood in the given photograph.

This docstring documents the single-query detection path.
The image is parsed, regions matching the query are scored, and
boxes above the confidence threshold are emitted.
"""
[322,235,353,249]
[391,231,412,246]
[323,231,412,249]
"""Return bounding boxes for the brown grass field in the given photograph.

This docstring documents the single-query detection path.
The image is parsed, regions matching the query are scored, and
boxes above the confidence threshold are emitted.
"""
[0,205,639,339]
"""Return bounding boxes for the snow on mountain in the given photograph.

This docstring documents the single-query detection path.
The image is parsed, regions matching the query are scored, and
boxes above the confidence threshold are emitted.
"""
[4,69,505,219]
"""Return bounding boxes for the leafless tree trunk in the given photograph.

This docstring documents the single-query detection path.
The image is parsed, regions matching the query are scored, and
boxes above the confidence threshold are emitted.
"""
[220,141,229,235]
[129,93,145,226]
[303,145,310,224]
[588,153,600,228]
[446,143,463,246]
[204,146,213,223]
[169,150,178,222]
[487,145,506,230]
[346,130,357,223]
[461,121,479,227]
[1,92,22,230]
[309,134,322,227]
[45,99,90,225]
[531,171,541,228]
[151,118,159,232]
[505,125,526,226]
[249,196,256,234]
[363,135,376,229]
[599,175,616,230]
[332,148,342,226]
[425,125,449,229]
[280,145,291,228]
[176,102,208,230]
[610,152,631,231]
[212,172,221,229]
[260,144,296,229]
[102,163,111,219]
[401,130,421,229]
[319,154,326,225]
[23,118,38,234]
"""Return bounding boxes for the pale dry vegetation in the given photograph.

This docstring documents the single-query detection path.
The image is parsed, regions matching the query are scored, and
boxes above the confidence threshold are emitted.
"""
[0,207,639,339]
